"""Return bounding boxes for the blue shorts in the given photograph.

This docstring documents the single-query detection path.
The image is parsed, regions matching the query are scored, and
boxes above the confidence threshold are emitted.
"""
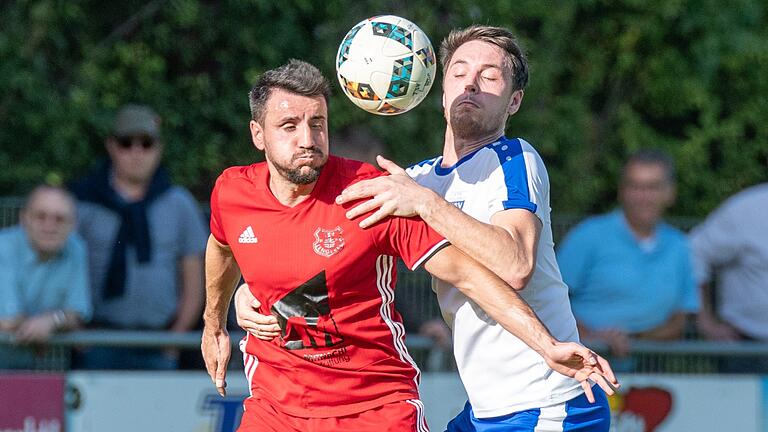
[446,386,610,432]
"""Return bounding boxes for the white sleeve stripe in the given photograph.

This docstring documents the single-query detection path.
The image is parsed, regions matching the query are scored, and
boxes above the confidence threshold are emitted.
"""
[410,239,451,271]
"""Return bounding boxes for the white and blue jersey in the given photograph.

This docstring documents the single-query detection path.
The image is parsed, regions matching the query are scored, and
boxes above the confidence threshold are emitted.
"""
[407,137,598,423]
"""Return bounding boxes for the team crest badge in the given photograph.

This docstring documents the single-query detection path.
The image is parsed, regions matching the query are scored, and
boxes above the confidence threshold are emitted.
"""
[313,226,345,257]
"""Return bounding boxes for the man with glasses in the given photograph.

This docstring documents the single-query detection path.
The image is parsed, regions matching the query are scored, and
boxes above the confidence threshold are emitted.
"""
[71,104,208,370]
[0,185,91,368]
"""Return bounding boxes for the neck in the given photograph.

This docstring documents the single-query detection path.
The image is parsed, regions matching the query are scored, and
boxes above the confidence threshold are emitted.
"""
[35,249,57,262]
[267,172,316,207]
[112,174,149,201]
[442,126,504,166]
[623,212,656,239]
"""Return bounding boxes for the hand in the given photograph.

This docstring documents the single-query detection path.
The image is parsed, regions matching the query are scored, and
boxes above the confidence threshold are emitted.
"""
[419,319,452,349]
[13,314,58,343]
[542,342,620,403]
[697,314,739,341]
[201,324,231,396]
[336,155,434,228]
[234,283,281,341]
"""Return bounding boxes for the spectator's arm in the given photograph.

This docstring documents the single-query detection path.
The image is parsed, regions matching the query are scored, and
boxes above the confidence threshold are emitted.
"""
[577,320,631,358]
[61,235,92,325]
[0,246,23,329]
[634,312,688,341]
[170,254,205,332]
[0,317,20,332]
[696,282,739,340]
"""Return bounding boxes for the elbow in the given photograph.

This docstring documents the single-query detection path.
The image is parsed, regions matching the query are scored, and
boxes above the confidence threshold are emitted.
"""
[500,264,535,291]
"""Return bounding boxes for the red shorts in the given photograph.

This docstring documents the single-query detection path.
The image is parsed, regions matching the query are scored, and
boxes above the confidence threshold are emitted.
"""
[238,396,430,432]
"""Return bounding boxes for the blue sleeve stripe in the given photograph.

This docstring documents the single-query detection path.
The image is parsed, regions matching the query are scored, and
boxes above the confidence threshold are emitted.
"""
[491,138,537,213]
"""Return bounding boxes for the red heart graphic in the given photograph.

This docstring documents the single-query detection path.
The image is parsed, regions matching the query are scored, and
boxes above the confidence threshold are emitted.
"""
[622,387,673,431]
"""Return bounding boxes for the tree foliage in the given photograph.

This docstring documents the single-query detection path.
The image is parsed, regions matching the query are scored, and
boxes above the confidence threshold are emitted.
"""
[1,0,765,215]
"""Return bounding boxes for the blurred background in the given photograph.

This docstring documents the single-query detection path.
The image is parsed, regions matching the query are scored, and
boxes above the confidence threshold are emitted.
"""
[2,0,766,214]
[1,1,767,431]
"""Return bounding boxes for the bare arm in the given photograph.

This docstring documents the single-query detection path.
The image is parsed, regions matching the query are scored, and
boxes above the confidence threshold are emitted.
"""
[201,234,242,396]
[423,245,618,401]
[171,255,205,332]
[421,197,540,289]
[696,282,739,340]
[337,156,538,288]
[577,321,631,358]
[634,312,688,341]
[12,310,84,343]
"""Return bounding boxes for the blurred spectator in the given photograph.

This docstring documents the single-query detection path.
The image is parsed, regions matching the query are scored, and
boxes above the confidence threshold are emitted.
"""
[0,185,91,369]
[70,104,207,370]
[689,182,768,372]
[557,149,699,358]
[394,294,452,351]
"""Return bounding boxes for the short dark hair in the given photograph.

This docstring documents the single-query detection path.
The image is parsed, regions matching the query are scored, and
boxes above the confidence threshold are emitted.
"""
[248,59,332,123]
[439,25,529,92]
[623,149,677,184]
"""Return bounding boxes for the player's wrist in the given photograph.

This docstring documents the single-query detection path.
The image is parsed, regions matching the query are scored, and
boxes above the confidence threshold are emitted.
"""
[538,338,561,358]
[418,189,442,220]
[203,314,228,331]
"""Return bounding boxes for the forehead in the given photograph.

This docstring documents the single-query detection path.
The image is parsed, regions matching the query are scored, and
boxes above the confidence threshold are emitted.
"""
[264,89,327,120]
[27,190,75,215]
[624,162,669,180]
[449,40,507,69]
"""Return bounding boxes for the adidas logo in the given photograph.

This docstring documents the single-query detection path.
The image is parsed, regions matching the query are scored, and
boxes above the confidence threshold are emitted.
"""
[238,226,258,244]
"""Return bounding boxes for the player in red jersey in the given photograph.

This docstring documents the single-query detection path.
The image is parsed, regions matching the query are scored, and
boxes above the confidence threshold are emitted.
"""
[201,59,616,432]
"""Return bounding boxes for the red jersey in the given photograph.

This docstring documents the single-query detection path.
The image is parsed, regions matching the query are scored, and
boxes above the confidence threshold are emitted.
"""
[209,156,448,418]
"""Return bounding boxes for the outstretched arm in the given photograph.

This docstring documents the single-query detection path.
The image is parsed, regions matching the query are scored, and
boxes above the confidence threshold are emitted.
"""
[337,156,538,289]
[201,235,242,396]
[423,245,619,402]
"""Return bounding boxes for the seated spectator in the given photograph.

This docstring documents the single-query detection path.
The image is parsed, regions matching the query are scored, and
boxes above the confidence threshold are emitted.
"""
[70,104,207,370]
[0,185,91,369]
[689,182,768,372]
[557,149,699,358]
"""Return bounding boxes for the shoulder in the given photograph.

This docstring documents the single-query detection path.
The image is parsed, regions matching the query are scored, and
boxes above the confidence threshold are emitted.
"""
[720,183,768,213]
[570,213,617,239]
[328,156,384,187]
[216,164,265,185]
[63,232,88,258]
[211,163,267,202]
[0,226,22,254]
[163,185,200,206]
[482,137,547,177]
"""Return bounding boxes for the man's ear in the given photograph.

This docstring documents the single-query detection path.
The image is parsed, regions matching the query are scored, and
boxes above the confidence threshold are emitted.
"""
[250,120,265,151]
[507,90,524,116]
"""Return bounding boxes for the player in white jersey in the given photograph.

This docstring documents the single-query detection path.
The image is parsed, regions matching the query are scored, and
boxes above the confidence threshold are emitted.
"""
[334,26,614,431]
[237,26,617,431]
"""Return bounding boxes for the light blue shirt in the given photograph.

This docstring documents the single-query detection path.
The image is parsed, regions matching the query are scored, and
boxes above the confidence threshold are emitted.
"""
[557,210,699,333]
[0,225,92,321]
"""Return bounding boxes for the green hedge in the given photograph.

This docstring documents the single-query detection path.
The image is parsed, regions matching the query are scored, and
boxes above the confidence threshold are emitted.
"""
[1,0,765,216]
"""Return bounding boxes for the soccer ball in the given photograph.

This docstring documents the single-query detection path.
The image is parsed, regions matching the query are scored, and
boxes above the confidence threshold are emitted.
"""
[336,15,437,115]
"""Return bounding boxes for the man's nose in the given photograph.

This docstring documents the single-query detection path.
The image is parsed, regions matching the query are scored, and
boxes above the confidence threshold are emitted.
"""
[298,124,314,148]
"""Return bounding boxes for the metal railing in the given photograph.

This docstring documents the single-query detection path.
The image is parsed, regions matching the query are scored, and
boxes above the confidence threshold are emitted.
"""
[3,330,768,374]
